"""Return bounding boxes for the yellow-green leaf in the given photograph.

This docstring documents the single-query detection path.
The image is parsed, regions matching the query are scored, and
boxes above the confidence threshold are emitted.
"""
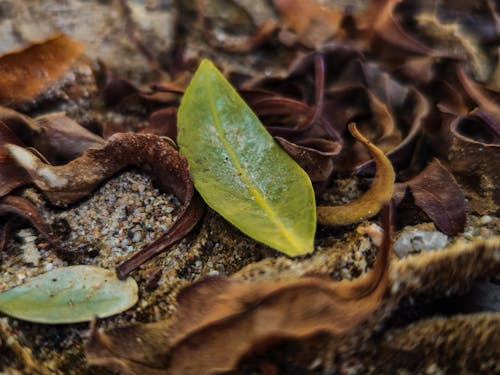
[177,60,316,256]
[0,266,138,324]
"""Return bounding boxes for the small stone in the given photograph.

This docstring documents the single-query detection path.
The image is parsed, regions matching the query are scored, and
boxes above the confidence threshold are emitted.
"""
[132,232,142,242]
[394,228,448,258]
[208,270,220,276]
[21,242,41,266]
[480,215,492,225]
[44,263,54,272]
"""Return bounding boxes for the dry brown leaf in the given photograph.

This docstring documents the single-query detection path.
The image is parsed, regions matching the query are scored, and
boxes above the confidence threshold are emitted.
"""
[274,136,339,183]
[86,206,392,375]
[33,113,105,164]
[6,133,190,206]
[448,115,500,215]
[274,0,343,48]
[317,124,395,226]
[358,0,438,58]
[407,159,466,236]
[0,122,31,197]
[0,195,80,259]
[457,67,500,122]
[0,34,84,106]
[5,133,203,276]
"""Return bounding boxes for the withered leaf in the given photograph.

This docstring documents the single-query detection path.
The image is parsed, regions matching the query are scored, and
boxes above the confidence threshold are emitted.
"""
[317,124,395,226]
[274,136,339,183]
[139,107,178,140]
[86,206,392,375]
[0,34,83,106]
[457,67,500,123]
[34,113,105,164]
[0,107,103,165]
[6,133,203,276]
[358,0,438,58]
[103,79,180,114]
[448,115,500,215]
[274,0,343,48]
[407,159,466,236]
[0,122,31,197]
[0,195,78,259]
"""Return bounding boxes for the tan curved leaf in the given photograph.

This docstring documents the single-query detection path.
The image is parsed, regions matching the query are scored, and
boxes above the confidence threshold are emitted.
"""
[317,123,395,226]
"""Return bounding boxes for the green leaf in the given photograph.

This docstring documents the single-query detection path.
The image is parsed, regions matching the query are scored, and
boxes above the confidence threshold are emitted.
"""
[0,266,138,324]
[177,59,316,256]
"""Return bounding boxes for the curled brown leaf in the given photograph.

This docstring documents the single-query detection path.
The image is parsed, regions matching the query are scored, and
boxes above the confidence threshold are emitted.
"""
[0,34,84,106]
[274,137,339,183]
[448,115,500,215]
[317,124,395,226]
[0,107,104,165]
[6,133,203,276]
[86,206,392,375]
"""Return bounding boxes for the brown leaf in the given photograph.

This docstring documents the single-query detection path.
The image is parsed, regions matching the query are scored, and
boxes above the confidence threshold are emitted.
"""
[274,0,343,48]
[407,159,466,236]
[0,196,77,259]
[6,133,203,276]
[139,107,178,140]
[33,113,105,164]
[103,79,181,114]
[86,206,392,375]
[0,106,104,165]
[274,137,339,182]
[457,67,500,123]
[358,0,438,58]
[317,124,395,226]
[0,122,31,197]
[0,34,83,106]
[448,115,500,215]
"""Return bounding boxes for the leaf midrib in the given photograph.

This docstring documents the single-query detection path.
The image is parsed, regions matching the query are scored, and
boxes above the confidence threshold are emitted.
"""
[207,89,301,252]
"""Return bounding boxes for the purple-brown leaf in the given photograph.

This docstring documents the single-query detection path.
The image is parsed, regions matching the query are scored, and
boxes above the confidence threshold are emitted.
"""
[407,159,466,236]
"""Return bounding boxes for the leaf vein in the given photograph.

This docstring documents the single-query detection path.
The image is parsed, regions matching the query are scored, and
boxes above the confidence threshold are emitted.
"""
[207,91,300,250]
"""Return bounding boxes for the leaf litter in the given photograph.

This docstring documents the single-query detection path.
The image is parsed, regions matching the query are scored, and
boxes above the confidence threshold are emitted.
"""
[0,0,499,373]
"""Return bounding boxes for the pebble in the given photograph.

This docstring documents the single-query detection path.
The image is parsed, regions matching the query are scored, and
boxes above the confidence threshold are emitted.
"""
[480,215,492,225]
[44,263,54,272]
[394,228,448,258]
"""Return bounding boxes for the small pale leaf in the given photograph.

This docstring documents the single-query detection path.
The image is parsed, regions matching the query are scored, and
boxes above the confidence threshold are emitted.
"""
[0,266,138,324]
[177,60,316,256]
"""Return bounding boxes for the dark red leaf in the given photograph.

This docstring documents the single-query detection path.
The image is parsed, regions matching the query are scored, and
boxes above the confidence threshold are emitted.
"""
[407,159,466,235]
